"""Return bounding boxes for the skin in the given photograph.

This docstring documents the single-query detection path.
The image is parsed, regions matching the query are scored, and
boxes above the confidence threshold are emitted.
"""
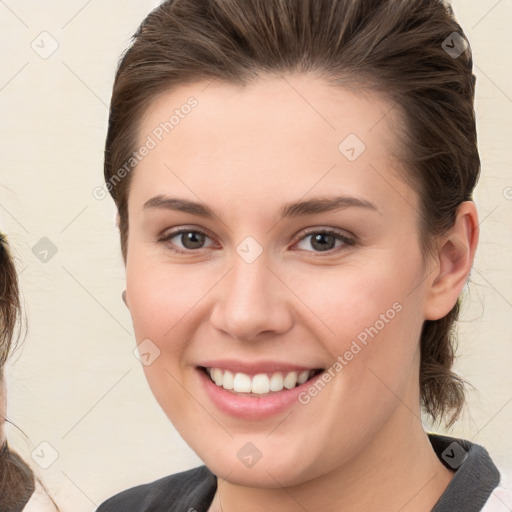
[123,73,479,511]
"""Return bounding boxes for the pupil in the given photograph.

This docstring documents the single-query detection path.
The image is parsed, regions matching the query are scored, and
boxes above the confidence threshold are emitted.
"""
[183,231,205,249]
[312,233,334,252]
[180,232,336,251]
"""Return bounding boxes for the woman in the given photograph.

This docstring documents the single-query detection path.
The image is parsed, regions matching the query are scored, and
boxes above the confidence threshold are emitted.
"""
[97,0,511,510]
[0,234,59,511]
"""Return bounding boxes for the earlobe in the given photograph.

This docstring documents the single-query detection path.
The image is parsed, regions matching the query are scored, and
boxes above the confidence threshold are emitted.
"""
[424,201,479,321]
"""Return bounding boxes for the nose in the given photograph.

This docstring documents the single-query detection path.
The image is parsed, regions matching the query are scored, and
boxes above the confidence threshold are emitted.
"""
[209,250,293,342]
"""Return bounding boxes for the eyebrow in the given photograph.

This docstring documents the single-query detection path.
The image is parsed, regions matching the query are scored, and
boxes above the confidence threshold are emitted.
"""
[143,194,379,219]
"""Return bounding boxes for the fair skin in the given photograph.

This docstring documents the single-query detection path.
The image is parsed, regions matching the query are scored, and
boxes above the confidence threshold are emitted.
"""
[123,73,479,511]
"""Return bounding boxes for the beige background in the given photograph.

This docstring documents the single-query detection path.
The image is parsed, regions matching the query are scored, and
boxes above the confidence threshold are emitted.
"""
[0,0,511,510]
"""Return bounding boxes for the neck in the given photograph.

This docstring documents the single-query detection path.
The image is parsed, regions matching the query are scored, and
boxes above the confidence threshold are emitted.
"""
[209,399,454,512]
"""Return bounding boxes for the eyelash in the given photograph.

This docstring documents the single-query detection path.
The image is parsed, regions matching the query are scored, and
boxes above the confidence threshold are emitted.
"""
[158,227,355,256]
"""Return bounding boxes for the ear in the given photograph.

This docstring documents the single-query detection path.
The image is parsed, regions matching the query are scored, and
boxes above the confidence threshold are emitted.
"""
[423,201,479,321]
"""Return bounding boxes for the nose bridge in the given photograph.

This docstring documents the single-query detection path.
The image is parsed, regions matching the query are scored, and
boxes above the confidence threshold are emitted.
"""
[210,242,291,340]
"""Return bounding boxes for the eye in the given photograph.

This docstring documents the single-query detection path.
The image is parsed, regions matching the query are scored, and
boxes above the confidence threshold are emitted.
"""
[158,227,355,255]
[159,228,215,254]
[293,228,355,254]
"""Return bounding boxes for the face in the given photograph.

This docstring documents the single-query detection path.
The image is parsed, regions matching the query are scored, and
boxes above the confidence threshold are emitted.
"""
[124,73,435,487]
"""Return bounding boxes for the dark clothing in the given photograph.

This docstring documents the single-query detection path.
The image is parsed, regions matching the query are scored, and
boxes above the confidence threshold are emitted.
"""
[96,433,502,511]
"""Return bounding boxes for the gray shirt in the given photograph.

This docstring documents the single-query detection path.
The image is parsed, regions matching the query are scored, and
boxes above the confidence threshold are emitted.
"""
[96,433,501,511]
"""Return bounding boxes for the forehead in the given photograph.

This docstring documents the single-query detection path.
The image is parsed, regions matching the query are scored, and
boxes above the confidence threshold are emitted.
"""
[131,73,416,218]
[138,72,399,151]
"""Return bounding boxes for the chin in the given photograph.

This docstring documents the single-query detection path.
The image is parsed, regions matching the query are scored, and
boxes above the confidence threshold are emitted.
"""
[189,436,321,488]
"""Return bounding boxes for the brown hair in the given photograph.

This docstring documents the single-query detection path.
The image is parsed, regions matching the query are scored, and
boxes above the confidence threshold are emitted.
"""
[0,234,21,371]
[104,0,479,427]
[0,234,35,509]
[0,235,60,510]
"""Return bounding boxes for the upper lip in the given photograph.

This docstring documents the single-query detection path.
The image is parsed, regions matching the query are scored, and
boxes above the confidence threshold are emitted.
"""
[197,359,324,375]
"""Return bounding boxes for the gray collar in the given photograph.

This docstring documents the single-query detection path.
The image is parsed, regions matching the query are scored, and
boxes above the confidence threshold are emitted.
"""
[429,433,500,511]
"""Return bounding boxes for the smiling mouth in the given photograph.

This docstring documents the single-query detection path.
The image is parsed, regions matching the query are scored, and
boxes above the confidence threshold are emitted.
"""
[199,366,324,396]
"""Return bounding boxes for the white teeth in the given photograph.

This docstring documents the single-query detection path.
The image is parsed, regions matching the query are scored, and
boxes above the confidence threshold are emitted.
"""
[251,374,270,394]
[297,370,310,385]
[223,370,234,390]
[212,368,223,386]
[269,372,284,391]
[233,372,252,393]
[206,367,316,395]
[283,371,298,389]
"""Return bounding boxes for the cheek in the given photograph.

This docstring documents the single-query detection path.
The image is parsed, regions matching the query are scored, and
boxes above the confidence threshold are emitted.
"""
[125,256,219,414]
[290,256,424,411]
[125,258,206,430]
[285,259,419,351]
[123,241,427,482]
[126,257,206,342]
[126,243,424,377]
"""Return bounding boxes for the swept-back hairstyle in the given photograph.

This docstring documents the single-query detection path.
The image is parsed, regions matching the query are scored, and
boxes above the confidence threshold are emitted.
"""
[104,0,479,427]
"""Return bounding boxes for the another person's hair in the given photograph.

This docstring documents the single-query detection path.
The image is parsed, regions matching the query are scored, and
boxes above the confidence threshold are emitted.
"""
[0,235,60,511]
[0,233,35,510]
[104,0,479,427]
[0,234,21,370]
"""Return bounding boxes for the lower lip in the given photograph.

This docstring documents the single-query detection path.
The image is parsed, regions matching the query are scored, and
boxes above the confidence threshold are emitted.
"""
[197,368,322,419]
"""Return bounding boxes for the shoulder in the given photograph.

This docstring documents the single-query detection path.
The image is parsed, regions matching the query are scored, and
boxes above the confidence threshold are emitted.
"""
[96,465,217,512]
[427,432,504,511]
